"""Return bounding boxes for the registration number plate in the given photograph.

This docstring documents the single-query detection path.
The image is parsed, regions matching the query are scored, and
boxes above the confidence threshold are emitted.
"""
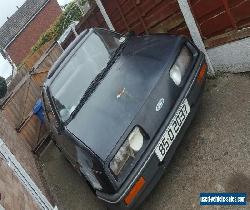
[155,99,190,161]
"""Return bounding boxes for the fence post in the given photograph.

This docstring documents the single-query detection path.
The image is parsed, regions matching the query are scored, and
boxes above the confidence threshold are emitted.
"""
[95,0,115,31]
[177,0,215,76]
[222,0,237,29]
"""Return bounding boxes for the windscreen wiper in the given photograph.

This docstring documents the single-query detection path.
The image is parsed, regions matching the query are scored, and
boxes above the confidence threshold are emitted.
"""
[64,38,129,125]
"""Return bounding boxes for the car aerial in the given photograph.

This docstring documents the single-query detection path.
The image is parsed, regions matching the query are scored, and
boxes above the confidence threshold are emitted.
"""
[43,28,207,210]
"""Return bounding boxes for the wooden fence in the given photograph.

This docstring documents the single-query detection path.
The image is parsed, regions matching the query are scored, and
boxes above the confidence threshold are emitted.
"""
[0,43,63,149]
[61,0,190,49]
[190,0,250,47]
[31,43,63,87]
[101,0,189,35]
[94,0,250,48]
[1,74,41,147]
[22,40,55,70]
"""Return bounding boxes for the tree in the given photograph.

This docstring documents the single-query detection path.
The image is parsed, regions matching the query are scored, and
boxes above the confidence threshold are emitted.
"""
[0,76,7,99]
[32,0,86,52]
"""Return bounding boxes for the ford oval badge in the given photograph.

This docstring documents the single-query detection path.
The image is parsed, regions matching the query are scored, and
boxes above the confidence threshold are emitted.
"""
[156,98,164,112]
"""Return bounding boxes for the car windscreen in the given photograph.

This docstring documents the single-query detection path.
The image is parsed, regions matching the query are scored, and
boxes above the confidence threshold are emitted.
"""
[49,30,122,122]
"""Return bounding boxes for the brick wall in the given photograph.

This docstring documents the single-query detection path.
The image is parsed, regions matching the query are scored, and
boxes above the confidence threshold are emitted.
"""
[0,111,49,205]
[6,0,62,65]
[0,158,40,210]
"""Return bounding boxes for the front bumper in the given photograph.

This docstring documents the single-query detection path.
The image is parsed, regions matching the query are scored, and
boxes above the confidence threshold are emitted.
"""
[97,53,207,210]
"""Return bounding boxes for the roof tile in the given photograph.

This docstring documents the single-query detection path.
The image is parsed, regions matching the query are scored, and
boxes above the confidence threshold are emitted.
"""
[0,0,49,49]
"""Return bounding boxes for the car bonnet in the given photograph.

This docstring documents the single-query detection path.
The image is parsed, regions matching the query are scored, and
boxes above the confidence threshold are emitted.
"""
[66,35,184,160]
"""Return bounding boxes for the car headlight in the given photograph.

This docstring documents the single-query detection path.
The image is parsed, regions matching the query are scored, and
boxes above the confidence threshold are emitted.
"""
[110,127,144,176]
[170,46,192,86]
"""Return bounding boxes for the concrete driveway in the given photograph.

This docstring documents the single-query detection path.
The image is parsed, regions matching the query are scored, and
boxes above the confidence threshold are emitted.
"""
[39,73,250,210]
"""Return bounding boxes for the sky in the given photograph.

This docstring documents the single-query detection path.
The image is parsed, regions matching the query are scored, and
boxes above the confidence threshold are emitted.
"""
[0,0,72,78]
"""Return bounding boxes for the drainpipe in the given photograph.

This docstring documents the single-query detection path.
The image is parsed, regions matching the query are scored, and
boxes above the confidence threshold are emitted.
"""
[95,0,115,31]
[0,49,17,77]
[177,0,215,76]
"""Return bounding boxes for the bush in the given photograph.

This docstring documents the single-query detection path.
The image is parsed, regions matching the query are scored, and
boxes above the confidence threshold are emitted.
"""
[0,76,7,99]
[32,0,86,52]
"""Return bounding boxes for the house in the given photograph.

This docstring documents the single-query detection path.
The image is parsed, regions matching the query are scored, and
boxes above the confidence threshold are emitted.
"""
[0,0,62,66]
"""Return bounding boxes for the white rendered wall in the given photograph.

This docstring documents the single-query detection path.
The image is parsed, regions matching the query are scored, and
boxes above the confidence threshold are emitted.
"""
[207,37,250,73]
[177,0,215,75]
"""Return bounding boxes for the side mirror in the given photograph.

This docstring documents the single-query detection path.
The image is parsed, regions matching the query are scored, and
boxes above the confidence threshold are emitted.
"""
[125,31,135,38]
[56,124,64,135]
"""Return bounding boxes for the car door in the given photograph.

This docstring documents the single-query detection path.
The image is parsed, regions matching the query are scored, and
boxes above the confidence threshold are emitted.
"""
[42,91,79,168]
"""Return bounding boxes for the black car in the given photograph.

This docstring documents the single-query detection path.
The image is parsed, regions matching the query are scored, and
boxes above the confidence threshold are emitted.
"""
[43,28,207,209]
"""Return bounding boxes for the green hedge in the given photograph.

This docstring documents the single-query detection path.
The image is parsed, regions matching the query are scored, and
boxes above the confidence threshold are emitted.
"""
[0,76,7,99]
[32,0,86,52]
